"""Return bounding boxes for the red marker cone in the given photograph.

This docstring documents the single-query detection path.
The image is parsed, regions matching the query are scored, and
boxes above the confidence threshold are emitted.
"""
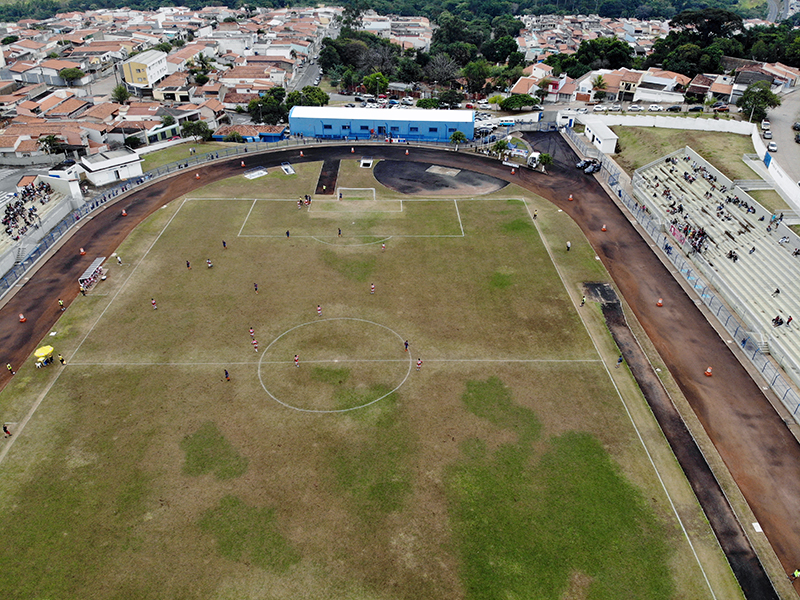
[704,367,713,377]
[79,247,86,256]
[121,209,127,216]
[601,224,607,232]
[300,150,304,157]
[657,298,663,307]
[18,313,26,323]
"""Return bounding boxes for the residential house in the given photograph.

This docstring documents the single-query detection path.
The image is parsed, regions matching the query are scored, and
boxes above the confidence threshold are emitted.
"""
[121,49,168,95]
[211,123,286,142]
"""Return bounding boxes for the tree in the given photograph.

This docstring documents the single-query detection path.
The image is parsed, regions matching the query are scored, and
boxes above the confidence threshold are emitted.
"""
[500,94,538,111]
[539,153,553,168]
[492,139,509,153]
[463,59,491,93]
[425,53,459,86]
[1,36,18,45]
[575,37,633,70]
[396,58,423,83]
[736,80,781,123]
[154,42,172,53]
[111,84,131,105]
[439,89,464,106]
[507,51,525,69]
[450,130,467,144]
[37,134,61,155]
[58,67,85,86]
[362,72,389,96]
[195,73,209,85]
[318,45,341,73]
[248,95,287,125]
[224,131,244,143]
[534,80,552,103]
[482,35,518,64]
[162,115,176,127]
[340,0,367,31]
[181,121,212,142]
[416,98,440,109]
[670,8,743,44]
[300,85,329,106]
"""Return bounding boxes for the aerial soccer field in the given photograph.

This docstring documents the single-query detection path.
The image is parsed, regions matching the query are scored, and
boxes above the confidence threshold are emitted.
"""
[0,160,739,599]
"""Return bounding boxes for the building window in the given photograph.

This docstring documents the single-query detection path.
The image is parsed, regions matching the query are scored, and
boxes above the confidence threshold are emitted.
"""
[429,127,438,133]
[448,128,455,132]
[323,124,332,129]
[360,126,369,131]
[342,125,350,130]
[409,126,418,132]
[136,68,141,73]
[390,126,399,132]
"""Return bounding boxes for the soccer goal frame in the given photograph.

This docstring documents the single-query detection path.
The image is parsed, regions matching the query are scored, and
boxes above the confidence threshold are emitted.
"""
[335,188,377,202]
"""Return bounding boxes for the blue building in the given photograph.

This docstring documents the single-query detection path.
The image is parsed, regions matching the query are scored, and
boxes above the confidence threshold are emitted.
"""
[288,106,474,142]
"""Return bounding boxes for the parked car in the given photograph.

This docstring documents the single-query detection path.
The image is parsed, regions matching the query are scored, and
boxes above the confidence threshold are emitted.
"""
[168,136,181,141]
[688,105,704,112]
[576,159,590,169]
[610,104,622,111]
[648,104,663,112]
[763,130,773,139]
[666,105,682,112]
[345,103,355,108]
[464,103,474,109]
[795,133,800,143]
[401,97,414,105]
[585,162,602,174]
[576,107,588,113]
[713,104,730,112]
[768,141,778,152]
[761,119,770,130]
[712,100,725,108]
[354,96,363,102]
[388,99,398,105]
[593,105,607,112]
[793,122,800,131]
[477,99,489,105]
[628,104,642,112]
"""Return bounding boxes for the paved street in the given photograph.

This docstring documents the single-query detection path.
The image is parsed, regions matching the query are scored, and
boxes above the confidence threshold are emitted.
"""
[764,89,800,187]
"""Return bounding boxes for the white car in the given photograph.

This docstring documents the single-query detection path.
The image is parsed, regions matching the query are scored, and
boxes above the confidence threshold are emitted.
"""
[610,104,622,111]
[768,141,778,152]
[648,104,663,112]
[401,97,414,105]
[477,99,489,106]
[628,104,642,112]
[576,107,588,113]
[593,105,606,112]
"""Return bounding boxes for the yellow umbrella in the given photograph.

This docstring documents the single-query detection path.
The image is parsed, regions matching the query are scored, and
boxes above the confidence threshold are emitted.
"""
[34,346,54,358]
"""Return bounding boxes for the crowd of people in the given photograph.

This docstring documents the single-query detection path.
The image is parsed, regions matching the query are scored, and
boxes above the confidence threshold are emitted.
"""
[2,182,52,241]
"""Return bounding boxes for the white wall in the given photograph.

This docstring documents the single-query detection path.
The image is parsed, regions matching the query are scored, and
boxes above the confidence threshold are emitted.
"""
[592,114,756,133]
[632,89,685,104]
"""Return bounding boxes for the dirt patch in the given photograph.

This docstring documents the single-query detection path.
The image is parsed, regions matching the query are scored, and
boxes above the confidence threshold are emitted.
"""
[374,160,508,195]
[315,158,339,195]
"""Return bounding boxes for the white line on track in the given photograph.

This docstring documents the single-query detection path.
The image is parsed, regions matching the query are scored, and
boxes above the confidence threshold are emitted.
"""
[64,358,602,366]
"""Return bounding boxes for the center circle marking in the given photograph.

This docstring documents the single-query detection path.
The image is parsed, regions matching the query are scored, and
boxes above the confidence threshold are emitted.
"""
[257,317,412,413]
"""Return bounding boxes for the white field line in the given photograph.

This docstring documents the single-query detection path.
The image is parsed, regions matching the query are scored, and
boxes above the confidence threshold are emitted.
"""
[65,358,603,366]
[0,198,190,468]
[454,199,464,236]
[522,199,718,600]
[237,198,258,237]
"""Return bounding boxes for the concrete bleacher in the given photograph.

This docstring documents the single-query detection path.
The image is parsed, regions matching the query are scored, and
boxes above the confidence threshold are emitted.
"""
[0,191,66,258]
[635,149,800,373]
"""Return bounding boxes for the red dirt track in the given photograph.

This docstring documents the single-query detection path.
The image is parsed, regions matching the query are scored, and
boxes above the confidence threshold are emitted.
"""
[1,138,799,597]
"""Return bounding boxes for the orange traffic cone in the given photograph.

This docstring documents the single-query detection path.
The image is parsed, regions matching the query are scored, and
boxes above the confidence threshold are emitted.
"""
[601,224,607,232]
[195,173,200,179]
[405,149,409,155]
[657,298,663,307]
[351,147,354,153]
[79,247,86,256]
[704,367,713,377]
[18,313,26,323]
[568,194,573,201]
[121,209,127,216]
[511,168,516,175]
[241,160,245,167]
[300,150,304,157]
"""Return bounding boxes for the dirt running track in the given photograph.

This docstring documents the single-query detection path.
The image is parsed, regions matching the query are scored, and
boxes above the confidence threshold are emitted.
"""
[1,137,798,597]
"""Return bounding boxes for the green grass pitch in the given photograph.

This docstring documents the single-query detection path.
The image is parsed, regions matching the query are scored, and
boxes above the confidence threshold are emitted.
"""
[0,164,739,600]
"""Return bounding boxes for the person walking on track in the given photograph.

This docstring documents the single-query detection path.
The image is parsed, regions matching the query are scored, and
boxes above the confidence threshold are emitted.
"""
[416,358,422,371]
